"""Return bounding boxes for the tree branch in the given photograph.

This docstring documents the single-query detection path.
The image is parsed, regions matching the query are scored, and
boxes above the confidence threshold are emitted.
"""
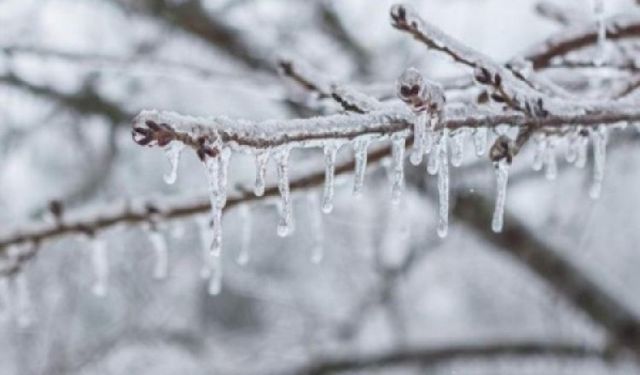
[288,341,610,375]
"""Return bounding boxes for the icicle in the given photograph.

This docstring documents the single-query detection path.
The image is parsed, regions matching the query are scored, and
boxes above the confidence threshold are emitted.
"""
[492,159,510,233]
[590,126,608,199]
[352,137,370,196]
[14,272,33,328]
[565,132,579,163]
[149,230,169,280]
[532,136,546,171]
[207,253,222,295]
[437,130,449,238]
[390,135,406,204]
[427,148,439,175]
[593,0,607,65]
[203,149,229,257]
[276,149,293,237]
[162,142,185,185]
[473,128,487,157]
[543,141,557,181]
[322,143,338,213]
[196,217,222,295]
[90,238,108,297]
[254,151,269,197]
[237,205,251,265]
[410,113,427,165]
[451,130,465,167]
[308,194,324,263]
[575,134,589,169]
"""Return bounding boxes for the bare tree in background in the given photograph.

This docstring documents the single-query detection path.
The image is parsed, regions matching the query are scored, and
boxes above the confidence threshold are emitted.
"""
[1,0,640,374]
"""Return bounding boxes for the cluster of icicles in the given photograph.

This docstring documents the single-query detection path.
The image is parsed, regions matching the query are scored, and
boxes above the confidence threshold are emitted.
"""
[156,117,614,293]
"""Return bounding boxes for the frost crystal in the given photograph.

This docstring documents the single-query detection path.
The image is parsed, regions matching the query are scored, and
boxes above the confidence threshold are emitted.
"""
[436,130,449,238]
[492,159,510,233]
[254,150,270,197]
[90,238,109,297]
[149,230,169,279]
[322,143,339,213]
[353,137,371,196]
[276,149,293,237]
[590,126,608,199]
[237,205,251,265]
[390,135,406,204]
[162,142,185,185]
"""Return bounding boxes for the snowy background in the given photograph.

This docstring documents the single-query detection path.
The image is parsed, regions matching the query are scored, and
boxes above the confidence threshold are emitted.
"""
[1,0,640,374]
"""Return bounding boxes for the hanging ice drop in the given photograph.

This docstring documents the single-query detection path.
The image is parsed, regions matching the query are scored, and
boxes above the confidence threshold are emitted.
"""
[410,113,427,165]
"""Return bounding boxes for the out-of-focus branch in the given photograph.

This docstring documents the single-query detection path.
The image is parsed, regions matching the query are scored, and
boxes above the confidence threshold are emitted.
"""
[534,1,583,26]
[316,0,372,76]
[287,341,610,375]
[0,73,131,125]
[110,0,269,71]
[451,193,640,357]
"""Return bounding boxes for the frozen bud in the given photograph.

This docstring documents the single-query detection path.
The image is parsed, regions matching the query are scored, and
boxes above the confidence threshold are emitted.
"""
[489,135,515,164]
[397,68,445,115]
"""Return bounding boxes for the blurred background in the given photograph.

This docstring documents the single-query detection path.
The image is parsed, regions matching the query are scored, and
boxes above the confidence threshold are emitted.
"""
[1,0,640,374]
